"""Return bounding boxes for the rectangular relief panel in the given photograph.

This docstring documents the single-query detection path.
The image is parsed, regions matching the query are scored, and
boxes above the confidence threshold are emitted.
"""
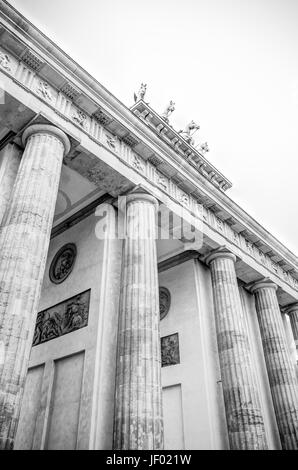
[45,351,85,450]
[161,332,180,367]
[33,289,91,346]
[14,364,45,449]
[163,384,185,450]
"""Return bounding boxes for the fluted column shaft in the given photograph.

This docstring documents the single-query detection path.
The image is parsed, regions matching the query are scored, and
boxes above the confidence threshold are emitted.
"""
[251,281,298,449]
[113,193,163,450]
[0,124,70,449]
[285,304,298,347]
[206,249,267,450]
[0,143,21,227]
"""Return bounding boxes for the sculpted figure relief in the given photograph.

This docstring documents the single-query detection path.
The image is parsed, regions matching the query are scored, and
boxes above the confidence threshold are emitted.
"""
[72,109,87,128]
[106,134,118,150]
[134,83,147,102]
[199,142,209,154]
[49,243,77,284]
[161,100,175,123]
[132,154,144,172]
[33,310,63,345]
[159,287,171,320]
[37,80,52,101]
[0,51,11,71]
[64,296,88,332]
[161,333,180,367]
[56,252,72,278]
[178,120,200,146]
[32,290,90,346]
[52,250,73,280]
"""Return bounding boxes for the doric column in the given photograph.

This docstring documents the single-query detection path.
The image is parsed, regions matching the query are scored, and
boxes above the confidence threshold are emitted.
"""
[285,303,298,349]
[0,143,21,226]
[281,309,298,370]
[206,248,267,450]
[0,124,70,450]
[113,192,163,450]
[251,281,298,449]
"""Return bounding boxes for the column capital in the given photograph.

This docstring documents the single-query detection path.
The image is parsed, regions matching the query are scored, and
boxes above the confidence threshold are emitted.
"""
[123,191,158,209]
[250,278,278,294]
[126,192,158,207]
[205,246,236,266]
[22,124,71,155]
[284,302,298,316]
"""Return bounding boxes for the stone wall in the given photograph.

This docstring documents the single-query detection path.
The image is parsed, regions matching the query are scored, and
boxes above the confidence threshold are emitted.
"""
[14,217,296,449]
[159,259,227,449]
[14,211,123,449]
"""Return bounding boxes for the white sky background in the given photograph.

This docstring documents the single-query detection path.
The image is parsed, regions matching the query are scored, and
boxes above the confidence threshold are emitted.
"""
[8,0,298,255]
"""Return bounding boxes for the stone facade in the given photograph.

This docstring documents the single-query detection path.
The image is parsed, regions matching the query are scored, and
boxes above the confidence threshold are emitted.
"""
[0,0,297,451]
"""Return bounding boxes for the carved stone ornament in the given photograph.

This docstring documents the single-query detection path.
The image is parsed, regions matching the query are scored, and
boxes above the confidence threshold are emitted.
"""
[179,191,189,206]
[106,134,118,150]
[33,289,90,346]
[0,51,11,71]
[134,82,147,103]
[72,109,87,128]
[132,154,144,172]
[178,121,200,146]
[37,80,52,101]
[161,333,180,367]
[199,142,209,154]
[159,286,171,320]
[161,100,175,123]
[49,243,77,284]
[157,173,167,190]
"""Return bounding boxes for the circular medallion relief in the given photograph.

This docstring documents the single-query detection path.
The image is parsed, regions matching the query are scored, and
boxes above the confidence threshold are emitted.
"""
[159,287,171,320]
[49,243,77,284]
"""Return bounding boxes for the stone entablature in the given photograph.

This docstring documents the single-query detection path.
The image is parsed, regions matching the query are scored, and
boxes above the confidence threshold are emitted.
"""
[130,100,232,192]
[0,9,297,296]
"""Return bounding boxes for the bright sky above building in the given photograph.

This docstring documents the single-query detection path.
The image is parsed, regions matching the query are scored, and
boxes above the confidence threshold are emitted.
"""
[8,0,298,255]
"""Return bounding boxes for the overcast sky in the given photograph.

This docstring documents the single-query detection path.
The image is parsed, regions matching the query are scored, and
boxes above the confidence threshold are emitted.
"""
[8,0,298,255]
